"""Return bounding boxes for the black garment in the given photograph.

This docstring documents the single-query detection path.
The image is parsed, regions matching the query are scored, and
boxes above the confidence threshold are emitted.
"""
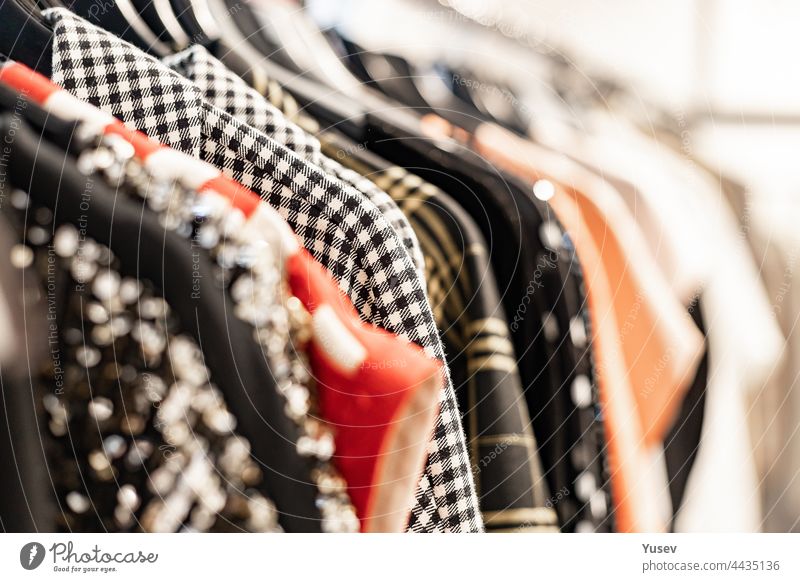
[553,143,707,528]
[0,83,79,144]
[359,128,615,531]
[665,299,708,528]
[7,207,284,532]
[0,114,323,532]
[372,167,559,532]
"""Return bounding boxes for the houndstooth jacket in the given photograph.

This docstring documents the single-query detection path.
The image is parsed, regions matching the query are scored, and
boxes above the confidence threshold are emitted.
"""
[162,46,427,281]
[43,8,482,533]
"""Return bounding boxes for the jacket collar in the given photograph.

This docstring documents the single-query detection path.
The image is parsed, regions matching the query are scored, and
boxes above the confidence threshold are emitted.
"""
[164,45,324,164]
[45,7,205,161]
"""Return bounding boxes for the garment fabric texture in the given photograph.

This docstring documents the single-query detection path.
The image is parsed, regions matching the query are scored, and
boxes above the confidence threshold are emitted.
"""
[545,189,668,532]
[315,115,612,531]
[372,166,560,532]
[400,122,614,531]
[162,45,427,280]
[579,117,783,532]
[466,122,702,531]
[737,194,800,532]
[43,8,482,533]
[170,36,610,531]
[156,45,557,530]
[0,69,447,532]
[663,298,708,528]
[0,113,324,531]
[0,203,55,532]
[472,123,706,449]
[356,122,615,531]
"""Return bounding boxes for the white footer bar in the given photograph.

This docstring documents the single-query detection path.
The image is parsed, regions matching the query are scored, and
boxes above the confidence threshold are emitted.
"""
[1,533,798,580]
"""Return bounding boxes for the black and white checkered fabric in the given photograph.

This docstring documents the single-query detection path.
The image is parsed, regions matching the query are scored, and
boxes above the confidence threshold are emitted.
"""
[44,8,482,532]
[162,46,426,279]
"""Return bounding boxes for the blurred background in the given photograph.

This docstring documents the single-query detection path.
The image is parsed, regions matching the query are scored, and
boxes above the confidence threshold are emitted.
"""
[311,0,800,239]
[306,0,800,531]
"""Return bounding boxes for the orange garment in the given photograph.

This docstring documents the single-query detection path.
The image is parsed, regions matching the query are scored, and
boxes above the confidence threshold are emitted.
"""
[538,189,659,532]
[419,115,701,530]
[470,123,704,446]
[471,125,711,532]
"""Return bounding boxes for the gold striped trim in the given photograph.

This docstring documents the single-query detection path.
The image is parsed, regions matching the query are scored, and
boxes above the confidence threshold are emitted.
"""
[465,243,487,257]
[483,508,559,527]
[419,181,441,198]
[383,171,480,305]
[324,142,372,176]
[377,167,420,196]
[400,172,424,190]
[467,336,516,356]
[395,192,430,216]
[467,354,518,374]
[373,166,407,191]
[467,317,512,337]
[411,207,477,305]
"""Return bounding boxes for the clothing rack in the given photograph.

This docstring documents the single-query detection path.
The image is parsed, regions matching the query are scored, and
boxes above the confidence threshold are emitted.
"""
[0,0,793,536]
